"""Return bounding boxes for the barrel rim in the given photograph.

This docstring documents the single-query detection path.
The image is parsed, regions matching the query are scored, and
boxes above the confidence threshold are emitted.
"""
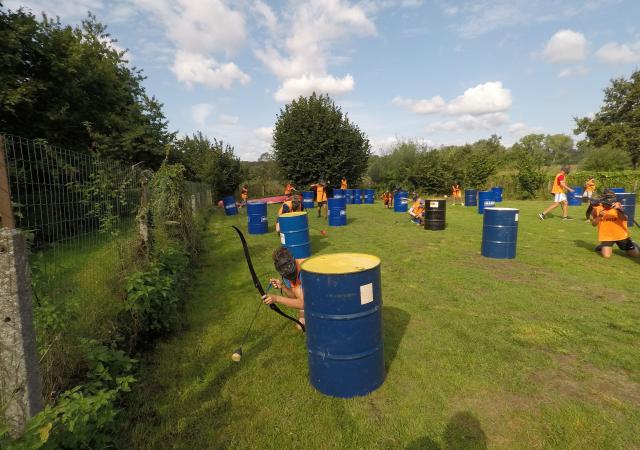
[280,211,308,218]
[301,252,381,275]
[484,207,519,211]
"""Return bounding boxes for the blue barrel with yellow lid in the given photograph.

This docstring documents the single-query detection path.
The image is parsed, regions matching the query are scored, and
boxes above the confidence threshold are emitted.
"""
[301,253,384,398]
[279,211,311,259]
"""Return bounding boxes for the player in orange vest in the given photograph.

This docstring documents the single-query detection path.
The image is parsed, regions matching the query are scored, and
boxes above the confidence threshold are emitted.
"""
[341,178,348,189]
[451,184,462,206]
[284,182,295,196]
[310,180,328,218]
[263,246,306,330]
[538,166,575,220]
[409,198,425,225]
[590,190,639,258]
[240,184,248,208]
[275,193,304,232]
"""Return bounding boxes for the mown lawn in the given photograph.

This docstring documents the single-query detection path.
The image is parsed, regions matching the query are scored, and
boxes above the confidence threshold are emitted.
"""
[121,200,640,450]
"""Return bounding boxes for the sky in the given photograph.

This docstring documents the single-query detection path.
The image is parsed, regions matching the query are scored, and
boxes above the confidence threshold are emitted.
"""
[5,0,640,160]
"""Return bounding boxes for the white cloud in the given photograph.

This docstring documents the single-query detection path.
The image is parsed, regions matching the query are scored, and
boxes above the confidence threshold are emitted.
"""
[218,114,240,125]
[391,96,446,114]
[508,122,543,136]
[192,104,213,127]
[254,0,376,101]
[540,29,587,63]
[595,41,640,64]
[274,74,355,102]
[171,51,250,89]
[254,127,274,143]
[558,65,589,78]
[447,81,512,115]
[253,0,278,35]
[425,112,510,133]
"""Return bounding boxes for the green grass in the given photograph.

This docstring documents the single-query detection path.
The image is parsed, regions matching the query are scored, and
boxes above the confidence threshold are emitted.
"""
[121,201,640,449]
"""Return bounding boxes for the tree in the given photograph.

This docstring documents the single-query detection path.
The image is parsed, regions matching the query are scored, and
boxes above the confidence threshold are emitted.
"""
[0,8,174,168]
[273,93,371,186]
[574,70,640,168]
[544,134,576,165]
[511,137,546,198]
[580,144,632,171]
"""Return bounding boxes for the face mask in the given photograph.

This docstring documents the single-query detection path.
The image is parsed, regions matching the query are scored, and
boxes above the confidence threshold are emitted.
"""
[276,256,296,281]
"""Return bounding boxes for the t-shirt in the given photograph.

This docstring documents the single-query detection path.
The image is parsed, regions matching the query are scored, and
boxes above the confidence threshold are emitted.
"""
[315,185,327,202]
[551,173,565,194]
[585,180,595,193]
[241,188,248,199]
[341,179,348,189]
[592,204,628,242]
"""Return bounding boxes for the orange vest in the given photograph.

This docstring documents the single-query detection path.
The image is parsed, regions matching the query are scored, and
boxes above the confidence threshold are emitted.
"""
[593,204,628,242]
[585,180,595,193]
[341,179,348,189]
[315,185,326,202]
[241,187,248,199]
[551,173,565,194]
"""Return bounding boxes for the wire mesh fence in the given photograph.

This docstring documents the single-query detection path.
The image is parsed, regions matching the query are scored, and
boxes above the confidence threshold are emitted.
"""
[0,134,211,309]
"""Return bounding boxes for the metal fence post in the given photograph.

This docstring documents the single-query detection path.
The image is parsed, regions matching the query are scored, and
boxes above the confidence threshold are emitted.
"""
[0,136,43,436]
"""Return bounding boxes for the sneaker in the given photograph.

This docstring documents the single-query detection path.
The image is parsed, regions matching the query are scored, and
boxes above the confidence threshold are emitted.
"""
[538,213,545,220]
[562,216,574,220]
[594,244,603,252]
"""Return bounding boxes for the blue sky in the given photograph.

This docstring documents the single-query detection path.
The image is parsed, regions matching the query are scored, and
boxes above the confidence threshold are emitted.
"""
[6,0,640,160]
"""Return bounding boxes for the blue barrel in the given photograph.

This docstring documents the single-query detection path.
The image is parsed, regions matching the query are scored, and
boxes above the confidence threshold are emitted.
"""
[464,189,477,207]
[222,195,237,216]
[247,202,268,234]
[491,187,504,202]
[610,188,625,194]
[353,189,362,204]
[364,189,375,204]
[616,193,637,227]
[481,208,519,259]
[568,186,584,206]
[328,197,347,226]
[477,191,495,214]
[302,191,315,209]
[279,212,311,258]
[333,189,345,200]
[301,253,384,398]
[345,189,354,204]
[393,191,408,212]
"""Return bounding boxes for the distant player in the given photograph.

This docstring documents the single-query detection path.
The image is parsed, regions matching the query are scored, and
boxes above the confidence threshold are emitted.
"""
[341,178,348,190]
[276,193,304,232]
[409,199,425,225]
[284,182,295,196]
[590,190,639,259]
[240,184,248,208]
[311,180,328,218]
[452,184,462,206]
[538,166,575,220]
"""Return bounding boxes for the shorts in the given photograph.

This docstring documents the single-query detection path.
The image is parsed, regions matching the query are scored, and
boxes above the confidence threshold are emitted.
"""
[601,238,636,251]
[317,201,326,207]
[553,193,567,203]
[582,191,593,198]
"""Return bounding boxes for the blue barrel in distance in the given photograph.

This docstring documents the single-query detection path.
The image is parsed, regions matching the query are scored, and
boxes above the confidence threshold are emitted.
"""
[568,186,584,206]
[610,188,625,194]
[301,253,384,398]
[222,195,237,216]
[477,191,495,214]
[302,191,315,209]
[616,193,637,227]
[345,189,354,204]
[481,208,519,259]
[247,202,268,234]
[364,189,375,204]
[394,191,408,212]
[328,197,347,226]
[333,189,345,200]
[491,186,504,202]
[464,189,477,207]
[353,189,362,204]
[279,212,311,258]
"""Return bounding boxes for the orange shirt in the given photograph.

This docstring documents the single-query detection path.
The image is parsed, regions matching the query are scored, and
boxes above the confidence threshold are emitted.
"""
[585,180,595,193]
[241,187,248,200]
[314,184,326,202]
[452,185,461,197]
[284,183,294,195]
[551,172,566,194]
[593,204,628,242]
[341,179,348,189]
[414,206,424,217]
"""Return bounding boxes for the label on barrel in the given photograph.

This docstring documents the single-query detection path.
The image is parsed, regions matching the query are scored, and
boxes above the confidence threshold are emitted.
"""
[280,233,285,244]
[430,201,439,208]
[340,210,346,216]
[515,213,519,222]
[261,216,267,222]
[225,203,235,209]
[360,283,374,305]
[484,201,495,207]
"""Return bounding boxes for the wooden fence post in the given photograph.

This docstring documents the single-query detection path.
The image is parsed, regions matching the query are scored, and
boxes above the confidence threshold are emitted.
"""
[137,173,151,259]
[0,136,43,436]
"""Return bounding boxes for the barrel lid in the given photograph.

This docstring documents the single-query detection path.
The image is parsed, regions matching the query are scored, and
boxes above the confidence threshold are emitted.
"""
[280,211,307,217]
[301,253,380,275]
[484,207,519,211]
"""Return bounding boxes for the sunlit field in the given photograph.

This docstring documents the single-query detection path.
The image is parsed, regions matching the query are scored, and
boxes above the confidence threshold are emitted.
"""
[121,200,640,449]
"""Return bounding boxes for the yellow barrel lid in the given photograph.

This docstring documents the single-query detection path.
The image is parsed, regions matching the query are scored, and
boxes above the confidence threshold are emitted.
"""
[301,253,380,275]
[280,211,307,218]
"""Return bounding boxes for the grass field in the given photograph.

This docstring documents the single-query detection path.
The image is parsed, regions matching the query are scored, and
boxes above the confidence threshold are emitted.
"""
[121,200,640,449]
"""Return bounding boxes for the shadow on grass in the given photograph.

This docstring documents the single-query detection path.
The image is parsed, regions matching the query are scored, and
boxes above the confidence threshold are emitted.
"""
[574,239,597,253]
[405,411,487,450]
[383,305,410,373]
[310,233,331,253]
[347,216,357,225]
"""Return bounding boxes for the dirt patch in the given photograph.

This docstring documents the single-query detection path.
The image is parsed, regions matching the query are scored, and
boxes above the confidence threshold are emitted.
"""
[456,254,553,283]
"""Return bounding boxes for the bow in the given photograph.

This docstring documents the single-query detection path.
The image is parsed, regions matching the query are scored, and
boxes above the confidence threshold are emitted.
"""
[232,226,306,332]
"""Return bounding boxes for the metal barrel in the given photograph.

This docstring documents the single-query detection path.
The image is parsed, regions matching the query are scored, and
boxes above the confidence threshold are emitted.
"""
[610,188,625,194]
[491,186,504,202]
[247,202,268,234]
[568,186,584,206]
[345,189,354,204]
[424,199,446,231]
[327,197,347,226]
[333,189,345,200]
[464,189,478,207]
[301,253,384,398]
[616,193,637,227]
[302,191,315,209]
[279,212,311,258]
[481,208,519,259]
[364,189,375,204]
[477,191,495,214]
[353,188,362,204]
[222,195,238,216]
[393,191,408,212]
